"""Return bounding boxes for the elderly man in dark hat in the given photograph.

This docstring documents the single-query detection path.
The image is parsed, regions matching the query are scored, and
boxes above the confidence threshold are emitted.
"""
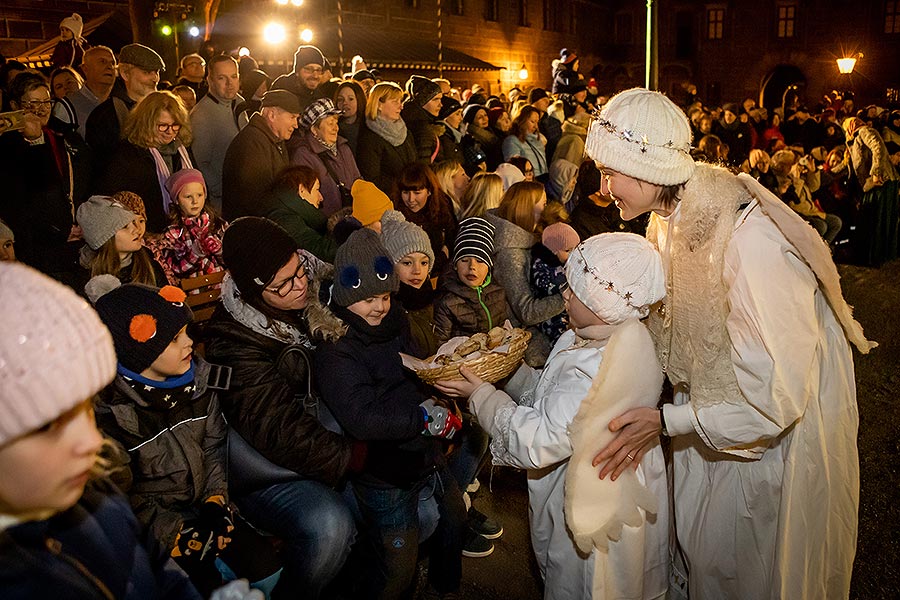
[222,90,302,221]
[85,43,165,179]
[270,44,328,112]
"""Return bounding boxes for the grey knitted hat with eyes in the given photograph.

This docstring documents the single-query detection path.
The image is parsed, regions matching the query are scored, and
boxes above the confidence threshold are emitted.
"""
[379,210,434,273]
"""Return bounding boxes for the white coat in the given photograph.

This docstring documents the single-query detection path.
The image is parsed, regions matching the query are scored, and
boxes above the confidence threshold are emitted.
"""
[470,329,668,600]
[656,200,859,599]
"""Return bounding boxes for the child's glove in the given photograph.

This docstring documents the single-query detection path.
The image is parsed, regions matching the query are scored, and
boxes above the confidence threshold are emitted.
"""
[420,398,463,439]
[171,519,216,566]
[196,497,235,552]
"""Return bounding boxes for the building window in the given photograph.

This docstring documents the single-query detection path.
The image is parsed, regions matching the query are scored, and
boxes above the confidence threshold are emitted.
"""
[404,0,419,8]
[542,0,558,31]
[485,0,499,22]
[707,8,724,40]
[615,12,632,44]
[518,0,529,27]
[451,0,464,16]
[777,4,796,38]
[887,1,900,34]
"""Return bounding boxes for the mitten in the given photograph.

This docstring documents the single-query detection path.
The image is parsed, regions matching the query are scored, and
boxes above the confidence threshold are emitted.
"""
[420,398,463,439]
[171,519,216,566]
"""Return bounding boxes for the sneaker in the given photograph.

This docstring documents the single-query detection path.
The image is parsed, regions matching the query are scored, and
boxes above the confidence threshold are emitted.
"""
[461,526,494,558]
[466,478,481,494]
[468,507,503,540]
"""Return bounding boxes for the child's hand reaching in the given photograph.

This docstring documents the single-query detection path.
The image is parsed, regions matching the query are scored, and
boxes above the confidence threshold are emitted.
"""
[434,365,485,399]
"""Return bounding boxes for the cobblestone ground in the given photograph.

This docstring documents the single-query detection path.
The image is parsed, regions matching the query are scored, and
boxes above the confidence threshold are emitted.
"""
[456,260,900,599]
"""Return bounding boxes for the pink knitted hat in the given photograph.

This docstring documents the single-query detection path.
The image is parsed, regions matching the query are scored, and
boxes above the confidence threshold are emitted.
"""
[542,222,580,254]
[164,169,207,203]
[0,262,116,445]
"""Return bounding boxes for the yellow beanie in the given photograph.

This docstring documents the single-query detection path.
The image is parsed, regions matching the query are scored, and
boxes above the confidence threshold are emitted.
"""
[351,180,393,226]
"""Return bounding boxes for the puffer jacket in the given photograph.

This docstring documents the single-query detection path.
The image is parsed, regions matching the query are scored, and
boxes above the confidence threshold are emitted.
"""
[485,211,565,367]
[433,272,508,343]
[401,101,444,163]
[95,359,228,551]
[203,274,354,488]
[0,479,201,599]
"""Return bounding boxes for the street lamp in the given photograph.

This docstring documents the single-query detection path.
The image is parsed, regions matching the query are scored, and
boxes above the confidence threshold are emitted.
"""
[837,52,863,75]
[300,28,313,43]
[263,22,287,44]
[518,64,528,80]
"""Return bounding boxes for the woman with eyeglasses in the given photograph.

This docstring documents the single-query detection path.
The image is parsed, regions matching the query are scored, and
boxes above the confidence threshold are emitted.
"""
[203,217,359,599]
[0,71,84,282]
[97,90,196,234]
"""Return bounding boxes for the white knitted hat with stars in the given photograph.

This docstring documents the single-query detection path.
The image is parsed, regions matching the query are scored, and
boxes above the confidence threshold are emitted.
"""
[585,88,695,186]
[565,232,665,325]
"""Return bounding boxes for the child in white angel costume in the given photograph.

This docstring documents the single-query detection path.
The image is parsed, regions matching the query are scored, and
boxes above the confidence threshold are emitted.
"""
[437,232,669,600]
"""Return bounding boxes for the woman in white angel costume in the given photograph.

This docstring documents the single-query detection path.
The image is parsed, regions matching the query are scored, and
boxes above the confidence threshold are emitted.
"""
[589,88,874,600]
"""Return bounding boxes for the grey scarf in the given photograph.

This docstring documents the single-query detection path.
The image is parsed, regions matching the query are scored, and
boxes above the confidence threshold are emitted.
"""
[366,116,408,147]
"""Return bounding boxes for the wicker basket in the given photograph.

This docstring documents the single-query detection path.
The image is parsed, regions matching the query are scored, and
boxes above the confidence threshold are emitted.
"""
[416,329,532,385]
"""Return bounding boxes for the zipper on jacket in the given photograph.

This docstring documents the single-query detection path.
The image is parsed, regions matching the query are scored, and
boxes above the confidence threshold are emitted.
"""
[475,276,493,330]
[45,537,115,600]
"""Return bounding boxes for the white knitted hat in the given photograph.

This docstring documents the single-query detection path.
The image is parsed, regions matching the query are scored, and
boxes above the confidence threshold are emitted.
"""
[565,232,665,325]
[0,262,117,446]
[60,13,84,39]
[585,88,695,186]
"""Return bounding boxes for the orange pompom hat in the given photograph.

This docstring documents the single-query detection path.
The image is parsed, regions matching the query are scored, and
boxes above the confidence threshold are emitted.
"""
[91,280,193,373]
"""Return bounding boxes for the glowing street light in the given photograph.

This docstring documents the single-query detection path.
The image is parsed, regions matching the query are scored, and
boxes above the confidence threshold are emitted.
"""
[300,28,314,43]
[275,0,289,5]
[238,47,251,57]
[291,0,304,6]
[188,26,201,38]
[518,64,528,80]
[263,22,287,44]
[837,52,863,75]
[161,24,173,36]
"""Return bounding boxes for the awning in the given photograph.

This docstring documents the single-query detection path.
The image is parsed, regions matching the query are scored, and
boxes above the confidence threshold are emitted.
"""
[317,26,502,72]
[14,11,124,69]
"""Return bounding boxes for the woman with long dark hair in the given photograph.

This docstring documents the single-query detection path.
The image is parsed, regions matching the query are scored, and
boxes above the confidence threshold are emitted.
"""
[394,162,458,276]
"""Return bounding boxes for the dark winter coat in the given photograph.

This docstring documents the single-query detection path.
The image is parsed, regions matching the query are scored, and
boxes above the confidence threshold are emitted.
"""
[0,126,81,277]
[290,129,360,217]
[433,273,508,343]
[396,281,439,359]
[569,198,636,240]
[0,479,201,599]
[85,78,136,180]
[529,243,569,345]
[356,121,418,196]
[203,301,354,488]
[95,360,229,551]
[221,113,289,221]
[97,141,193,234]
[436,125,463,165]
[314,302,443,489]
[400,102,443,163]
[73,246,169,297]
[265,187,338,263]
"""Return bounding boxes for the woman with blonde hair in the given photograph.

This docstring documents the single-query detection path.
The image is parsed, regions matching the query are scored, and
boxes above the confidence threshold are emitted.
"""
[433,159,470,217]
[460,171,503,218]
[97,90,195,234]
[486,181,565,366]
[356,81,417,195]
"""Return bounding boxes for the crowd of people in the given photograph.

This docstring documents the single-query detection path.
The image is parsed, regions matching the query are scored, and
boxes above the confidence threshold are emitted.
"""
[0,18,892,600]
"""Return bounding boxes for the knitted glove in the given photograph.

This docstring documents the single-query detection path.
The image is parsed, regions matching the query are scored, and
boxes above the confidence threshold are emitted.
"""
[420,398,463,439]
[171,519,216,566]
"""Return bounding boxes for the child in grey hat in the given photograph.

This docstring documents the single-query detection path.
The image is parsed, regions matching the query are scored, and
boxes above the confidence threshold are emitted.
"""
[314,227,465,598]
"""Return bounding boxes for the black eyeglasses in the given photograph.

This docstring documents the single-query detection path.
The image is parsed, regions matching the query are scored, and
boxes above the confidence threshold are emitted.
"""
[157,122,182,133]
[265,255,310,297]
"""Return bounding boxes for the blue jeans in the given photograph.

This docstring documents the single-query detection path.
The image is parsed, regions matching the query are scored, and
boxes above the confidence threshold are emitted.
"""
[352,465,465,599]
[236,479,356,600]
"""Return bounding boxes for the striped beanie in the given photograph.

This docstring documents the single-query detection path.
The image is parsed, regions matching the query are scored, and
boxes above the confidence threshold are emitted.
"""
[453,217,495,268]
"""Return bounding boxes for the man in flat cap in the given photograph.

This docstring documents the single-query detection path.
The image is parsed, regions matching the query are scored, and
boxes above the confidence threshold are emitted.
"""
[270,45,327,112]
[85,43,165,180]
[222,90,301,220]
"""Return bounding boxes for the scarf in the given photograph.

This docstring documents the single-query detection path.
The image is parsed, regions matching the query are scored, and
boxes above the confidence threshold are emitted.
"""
[118,363,197,411]
[331,301,405,345]
[366,115,408,147]
[442,122,464,144]
[397,279,435,312]
[221,273,313,347]
[149,142,193,215]
[468,124,498,147]
[646,164,875,420]
[312,130,338,156]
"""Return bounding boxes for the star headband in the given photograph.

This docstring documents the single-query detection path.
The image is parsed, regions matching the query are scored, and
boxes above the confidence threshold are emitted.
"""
[590,111,692,156]
[571,243,638,309]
